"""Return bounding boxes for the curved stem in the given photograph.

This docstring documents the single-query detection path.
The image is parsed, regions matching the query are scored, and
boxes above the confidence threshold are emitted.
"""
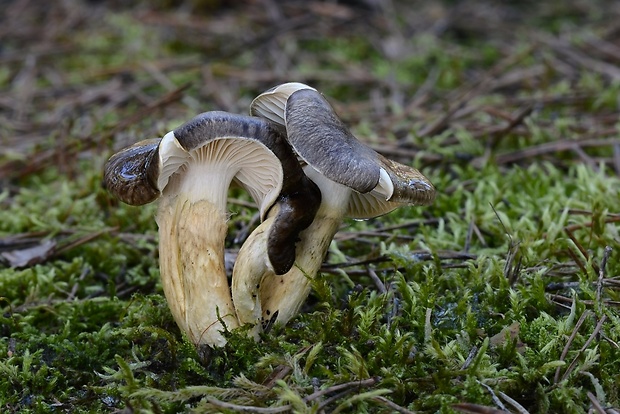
[231,213,276,340]
[157,195,239,347]
[233,201,343,335]
[258,169,350,331]
[233,166,351,336]
[258,207,342,329]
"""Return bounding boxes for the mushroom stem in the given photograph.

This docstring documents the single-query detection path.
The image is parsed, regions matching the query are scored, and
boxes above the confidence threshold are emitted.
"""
[257,169,351,330]
[231,213,276,340]
[233,199,343,334]
[260,209,341,329]
[157,194,238,347]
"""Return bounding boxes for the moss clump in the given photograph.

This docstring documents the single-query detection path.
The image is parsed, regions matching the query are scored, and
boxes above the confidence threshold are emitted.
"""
[2,0,620,412]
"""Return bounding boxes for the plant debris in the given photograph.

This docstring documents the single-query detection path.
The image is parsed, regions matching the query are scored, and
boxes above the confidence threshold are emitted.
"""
[1,0,620,412]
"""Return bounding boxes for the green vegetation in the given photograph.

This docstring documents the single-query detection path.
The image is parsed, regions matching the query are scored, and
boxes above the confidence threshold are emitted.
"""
[1,1,619,412]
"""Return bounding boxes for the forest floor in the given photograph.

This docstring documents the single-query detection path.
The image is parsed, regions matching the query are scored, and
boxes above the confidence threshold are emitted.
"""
[1,0,620,412]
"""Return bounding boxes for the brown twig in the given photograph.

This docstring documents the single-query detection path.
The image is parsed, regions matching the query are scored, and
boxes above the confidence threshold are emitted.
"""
[65,266,91,301]
[547,294,620,308]
[493,138,620,165]
[537,34,620,82]
[372,396,417,414]
[497,391,530,414]
[554,308,591,384]
[53,227,118,256]
[105,82,191,139]
[596,247,613,313]
[586,391,607,414]
[560,315,608,382]
[367,267,388,294]
[305,377,379,404]
[564,226,598,274]
[563,216,620,233]
[321,250,477,271]
[204,396,290,413]
[452,402,511,414]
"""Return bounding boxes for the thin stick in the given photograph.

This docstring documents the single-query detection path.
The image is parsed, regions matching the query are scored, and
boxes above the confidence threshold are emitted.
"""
[304,377,378,403]
[563,216,620,233]
[498,391,530,414]
[204,396,290,413]
[547,294,620,308]
[596,247,613,313]
[554,309,591,384]
[586,391,607,414]
[560,315,608,382]
[367,267,388,294]
[494,138,620,165]
[476,380,507,411]
[464,219,474,254]
[372,396,417,414]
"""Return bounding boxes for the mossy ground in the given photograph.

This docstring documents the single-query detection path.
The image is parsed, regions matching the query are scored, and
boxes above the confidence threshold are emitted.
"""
[1,1,619,413]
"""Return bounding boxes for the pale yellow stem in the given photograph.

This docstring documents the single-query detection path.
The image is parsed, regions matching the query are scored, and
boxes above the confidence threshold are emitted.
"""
[231,214,277,340]
[258,209,341,329]
[157,195,239,347]
[234,168,350,336]
[256,168,350,329]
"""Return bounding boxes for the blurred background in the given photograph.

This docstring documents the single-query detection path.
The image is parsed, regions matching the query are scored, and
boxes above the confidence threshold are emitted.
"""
[2,0,620,181]
[2,1,620,412]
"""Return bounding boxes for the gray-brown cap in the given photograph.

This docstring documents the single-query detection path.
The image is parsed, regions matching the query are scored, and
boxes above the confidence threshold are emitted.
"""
[104,111,320,274]
[250,83,436,218]
[103,138,161,206]
[105,112,284,212]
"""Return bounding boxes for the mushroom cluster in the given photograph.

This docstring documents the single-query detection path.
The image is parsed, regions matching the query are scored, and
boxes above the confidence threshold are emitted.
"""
[104,83,435,348]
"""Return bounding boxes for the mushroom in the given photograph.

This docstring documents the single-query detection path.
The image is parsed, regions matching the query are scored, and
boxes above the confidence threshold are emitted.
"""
[230,127,322,339]
[237,83,436,331]
[104,111,320,347]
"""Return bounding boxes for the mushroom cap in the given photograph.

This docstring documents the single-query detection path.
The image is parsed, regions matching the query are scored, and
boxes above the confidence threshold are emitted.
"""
[104,110,321,275]
[164,111,288,217]
[284,88,383,194]
[251,83,436,219]
[104,111,287,217]
[252,83,381,194]
[250,82,317,126]
[344,164,435,219]
[103,138,161,206]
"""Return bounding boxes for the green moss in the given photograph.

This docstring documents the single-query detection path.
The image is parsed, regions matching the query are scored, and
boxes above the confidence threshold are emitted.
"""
[2,0,620,412]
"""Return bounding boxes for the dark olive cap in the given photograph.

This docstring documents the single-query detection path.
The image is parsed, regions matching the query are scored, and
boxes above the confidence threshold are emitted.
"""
[284,89,381,194]
[104,111,320,275]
